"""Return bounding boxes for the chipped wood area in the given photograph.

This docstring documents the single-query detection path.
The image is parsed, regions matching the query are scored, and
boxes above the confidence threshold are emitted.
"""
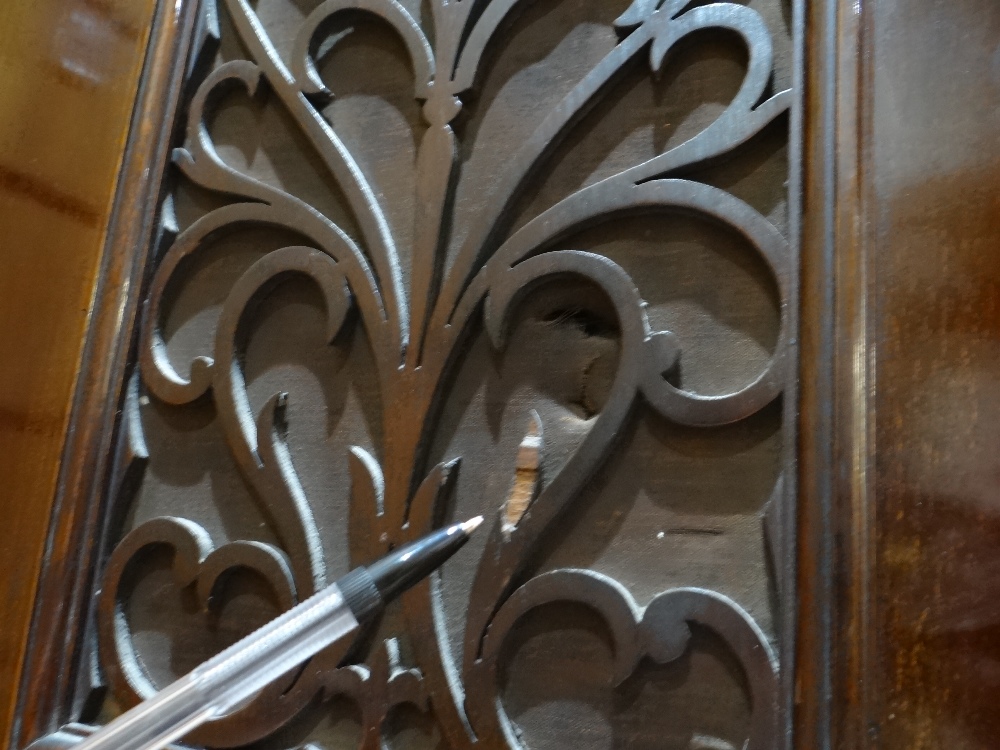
[502,413,543,537]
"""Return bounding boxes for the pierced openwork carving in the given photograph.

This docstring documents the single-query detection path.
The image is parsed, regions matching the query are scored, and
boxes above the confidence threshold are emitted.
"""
[90,0,795,747]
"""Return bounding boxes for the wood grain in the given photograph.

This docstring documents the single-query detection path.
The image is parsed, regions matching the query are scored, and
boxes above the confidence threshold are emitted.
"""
[18,0,800,748]
[0,0,156,746]
[871,1,1000,746]
[800,1,1000,747]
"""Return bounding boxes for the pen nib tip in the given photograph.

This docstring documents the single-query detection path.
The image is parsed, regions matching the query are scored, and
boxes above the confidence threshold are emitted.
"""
[461,515,485,534]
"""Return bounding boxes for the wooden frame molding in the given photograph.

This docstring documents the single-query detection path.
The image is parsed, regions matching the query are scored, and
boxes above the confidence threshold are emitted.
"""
[0,0,159,746]
[11,1,201,746]
[797,0,875,747]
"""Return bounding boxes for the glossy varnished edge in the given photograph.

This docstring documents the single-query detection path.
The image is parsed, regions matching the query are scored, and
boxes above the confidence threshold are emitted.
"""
[797,0,875,748]
[11,1,202,746]
[782,0,805,746]
[833,0,878,744]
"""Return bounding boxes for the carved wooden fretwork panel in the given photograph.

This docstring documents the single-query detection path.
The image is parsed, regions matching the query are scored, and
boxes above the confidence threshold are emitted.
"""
[84,0,797,747]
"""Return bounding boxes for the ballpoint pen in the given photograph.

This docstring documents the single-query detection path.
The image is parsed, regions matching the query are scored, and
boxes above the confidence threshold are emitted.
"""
[61,516,484,750]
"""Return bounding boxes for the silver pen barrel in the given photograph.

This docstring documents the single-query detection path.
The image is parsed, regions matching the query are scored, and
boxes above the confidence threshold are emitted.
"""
[72,582,359,750]
[53,517,482,750]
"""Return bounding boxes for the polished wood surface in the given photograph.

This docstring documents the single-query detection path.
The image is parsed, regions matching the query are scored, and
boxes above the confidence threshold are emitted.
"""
[801,0,1000,747]
[6,0,1000,747]
[0,0,156,745]
[872,1,1000,746]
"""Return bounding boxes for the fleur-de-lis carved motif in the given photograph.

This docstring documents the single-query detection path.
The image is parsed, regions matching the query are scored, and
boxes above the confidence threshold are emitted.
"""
[95,0,792,746]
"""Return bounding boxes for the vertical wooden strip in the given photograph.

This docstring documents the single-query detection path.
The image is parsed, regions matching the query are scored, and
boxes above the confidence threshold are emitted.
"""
[798,1,877,747]
[834,0,878,746]
[802,1,1000,747]
[10,0,203,742]
[796,0,840,746]
[0,0,158,745]
[871,1,1000,746]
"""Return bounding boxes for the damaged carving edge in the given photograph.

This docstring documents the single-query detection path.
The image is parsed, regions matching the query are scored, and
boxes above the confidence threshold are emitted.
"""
[501,411,543,539]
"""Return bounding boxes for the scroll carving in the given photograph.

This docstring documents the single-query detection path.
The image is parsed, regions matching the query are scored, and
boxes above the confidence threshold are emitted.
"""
[90,0,795,747]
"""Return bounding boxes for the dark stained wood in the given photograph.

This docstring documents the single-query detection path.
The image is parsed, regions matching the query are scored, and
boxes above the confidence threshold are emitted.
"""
[796,0,874,747]
[14,0,802,748]
[795,0,837,743]
[871,1,1000,747]
[800,1,1000,748]
[12,0,1000,747]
